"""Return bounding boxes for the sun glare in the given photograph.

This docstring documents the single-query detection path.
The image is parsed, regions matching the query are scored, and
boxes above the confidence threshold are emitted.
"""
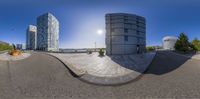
[97,29,103,35]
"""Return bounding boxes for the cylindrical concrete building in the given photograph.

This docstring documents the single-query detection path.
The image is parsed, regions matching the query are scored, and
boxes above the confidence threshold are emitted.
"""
[105,13,146,55]
[162,36,178,50]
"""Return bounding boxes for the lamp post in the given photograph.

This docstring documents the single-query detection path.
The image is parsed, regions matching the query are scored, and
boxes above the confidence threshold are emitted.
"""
[96,29,103,52]
[94,42,96,51]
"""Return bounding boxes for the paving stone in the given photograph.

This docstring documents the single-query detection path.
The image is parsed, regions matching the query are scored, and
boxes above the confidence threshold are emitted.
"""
[49,52,156,85]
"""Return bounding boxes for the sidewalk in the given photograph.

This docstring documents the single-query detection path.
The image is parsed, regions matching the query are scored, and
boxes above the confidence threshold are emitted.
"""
[170,51,200,60]
[0,52,31,61]
[49,52,156,85]
[0,50,8,54]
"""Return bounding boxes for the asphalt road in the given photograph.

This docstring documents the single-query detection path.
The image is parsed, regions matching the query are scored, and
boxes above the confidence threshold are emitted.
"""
[0,51,200,99]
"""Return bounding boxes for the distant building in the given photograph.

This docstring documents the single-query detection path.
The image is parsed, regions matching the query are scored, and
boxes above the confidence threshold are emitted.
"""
[105,13,146,55]
[16,44,23,50]
[153,45,162,50]
[37,13,59,51]
[26,25,37,50]
[162,36,178,50]
[22,44,26,50]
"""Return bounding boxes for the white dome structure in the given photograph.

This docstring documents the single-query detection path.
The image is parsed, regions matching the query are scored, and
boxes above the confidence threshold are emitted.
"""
[162,36,178,50]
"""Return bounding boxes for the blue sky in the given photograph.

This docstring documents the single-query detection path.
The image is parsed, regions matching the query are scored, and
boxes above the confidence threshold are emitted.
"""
[1,0,200,48]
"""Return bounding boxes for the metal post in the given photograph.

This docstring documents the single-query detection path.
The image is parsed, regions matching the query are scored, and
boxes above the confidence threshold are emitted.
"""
[95,42,96,51]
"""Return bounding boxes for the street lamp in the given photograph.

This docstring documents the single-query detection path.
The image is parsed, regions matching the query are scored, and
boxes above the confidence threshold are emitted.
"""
[94,42,96,51]
[95,29,104,52]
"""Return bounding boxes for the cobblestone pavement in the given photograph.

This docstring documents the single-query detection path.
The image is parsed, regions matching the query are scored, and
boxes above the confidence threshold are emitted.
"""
[49,52,156,77]
[0,51,200,99]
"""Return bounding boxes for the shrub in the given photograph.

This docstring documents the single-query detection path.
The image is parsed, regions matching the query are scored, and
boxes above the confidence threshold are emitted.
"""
[9,50,22,56]
[99,48,105,56]
[146,46,155,52]
[87,50,92,54]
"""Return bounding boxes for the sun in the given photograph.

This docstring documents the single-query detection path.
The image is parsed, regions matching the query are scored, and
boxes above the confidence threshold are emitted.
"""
[97,29,103,35]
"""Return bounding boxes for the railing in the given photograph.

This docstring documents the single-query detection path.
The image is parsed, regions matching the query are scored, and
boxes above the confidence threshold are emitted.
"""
[33,48,106,53]
[57,49,102,53]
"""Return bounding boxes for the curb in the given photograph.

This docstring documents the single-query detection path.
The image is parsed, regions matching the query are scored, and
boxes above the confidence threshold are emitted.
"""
[79,52,157,86]
[46,52,157,86]
[79,72,140,86]
[142,51,157,73]
[44,53,86,77]
[169,51,200,61]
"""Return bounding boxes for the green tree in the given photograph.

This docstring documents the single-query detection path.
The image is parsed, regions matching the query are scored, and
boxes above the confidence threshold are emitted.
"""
[191,38,200,51]
[175,33,190,52]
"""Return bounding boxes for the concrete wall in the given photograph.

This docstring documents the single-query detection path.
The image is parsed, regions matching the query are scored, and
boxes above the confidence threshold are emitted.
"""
[106,13,146,55]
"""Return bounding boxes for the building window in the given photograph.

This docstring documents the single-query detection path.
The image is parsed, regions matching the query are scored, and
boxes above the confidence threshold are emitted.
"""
[124,23,133,27]
[111,28,115,32]
[124,36,128,41]
[137,31,140,35]
[136,20,139,24]
[136,17,139,20]
[124,28,128,33]
[124,19,128,23]
[137,38,140,43]
[124,16,128,19]
[136,25,139,28]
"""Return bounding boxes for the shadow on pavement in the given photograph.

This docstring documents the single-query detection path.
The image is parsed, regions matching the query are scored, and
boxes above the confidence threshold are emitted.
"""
[145,50,193,75]
[107,50,193,75]
[108,55,144,73]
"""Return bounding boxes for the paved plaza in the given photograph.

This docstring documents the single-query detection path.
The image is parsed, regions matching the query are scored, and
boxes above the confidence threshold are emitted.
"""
[0,51,200,98]
[49,52,156,85]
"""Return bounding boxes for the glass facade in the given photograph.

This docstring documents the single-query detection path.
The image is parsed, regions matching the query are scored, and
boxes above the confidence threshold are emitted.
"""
[37,13,59,51]
[26,25,37,50]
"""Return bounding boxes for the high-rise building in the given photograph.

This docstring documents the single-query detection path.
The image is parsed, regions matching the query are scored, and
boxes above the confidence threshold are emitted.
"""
[26,25,37,50]
[22,44,26,50]
[16,44,23,50]
[105,13,146,55]
[37,13,59,51]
